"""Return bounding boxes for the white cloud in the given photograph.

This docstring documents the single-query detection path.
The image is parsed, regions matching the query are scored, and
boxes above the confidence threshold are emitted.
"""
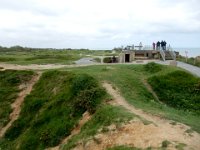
[0,0,200,48]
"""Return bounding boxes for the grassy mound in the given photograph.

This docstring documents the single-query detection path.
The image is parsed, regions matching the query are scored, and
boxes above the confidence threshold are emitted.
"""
[144,62,162,73]
[148,70,200,113]
[0,70,106,150]
[0,70,34,128]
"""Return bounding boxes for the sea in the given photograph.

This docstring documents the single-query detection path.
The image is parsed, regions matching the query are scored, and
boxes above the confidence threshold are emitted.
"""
[172,48,200,58]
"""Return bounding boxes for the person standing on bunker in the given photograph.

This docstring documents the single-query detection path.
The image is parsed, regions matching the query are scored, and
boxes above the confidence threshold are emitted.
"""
[161,40,164,50]
[152,42,156,50]
[156,41,160,50]
[163,41,167,50]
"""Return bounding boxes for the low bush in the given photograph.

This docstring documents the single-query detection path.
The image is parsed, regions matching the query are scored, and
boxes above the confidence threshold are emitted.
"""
[144,62,162,73]
[103,57,112,63]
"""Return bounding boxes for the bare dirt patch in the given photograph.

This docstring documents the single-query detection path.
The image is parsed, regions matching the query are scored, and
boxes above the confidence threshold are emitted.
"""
[0,63,96,70]
[0,72,41,138]
[70,82,200,150]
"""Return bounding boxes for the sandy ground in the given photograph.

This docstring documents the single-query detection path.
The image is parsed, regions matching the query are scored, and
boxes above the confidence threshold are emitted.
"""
[69,82,200,150]
[0,72,41,138]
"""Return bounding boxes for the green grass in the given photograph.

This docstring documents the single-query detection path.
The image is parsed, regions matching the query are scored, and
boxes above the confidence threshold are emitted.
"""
[161,140,171,148]
[107,145,141,150]
[62,105,135,150]
[0,70,34,129]
[0,70,106,150]
[148,70,200,113]
[144,62,162,73]
[59,64,200,133]
[175,143,187,150]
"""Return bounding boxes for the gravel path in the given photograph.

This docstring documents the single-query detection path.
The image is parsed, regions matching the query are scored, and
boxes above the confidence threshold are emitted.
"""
[177,61,200,77]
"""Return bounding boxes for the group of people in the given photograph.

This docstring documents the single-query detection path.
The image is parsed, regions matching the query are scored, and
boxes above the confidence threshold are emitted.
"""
[153,41,167,50]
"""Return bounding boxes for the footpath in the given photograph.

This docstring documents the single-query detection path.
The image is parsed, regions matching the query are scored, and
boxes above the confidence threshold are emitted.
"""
[157,60,200,77]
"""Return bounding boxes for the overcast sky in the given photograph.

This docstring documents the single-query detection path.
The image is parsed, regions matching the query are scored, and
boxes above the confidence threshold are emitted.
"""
[0,0,200,49]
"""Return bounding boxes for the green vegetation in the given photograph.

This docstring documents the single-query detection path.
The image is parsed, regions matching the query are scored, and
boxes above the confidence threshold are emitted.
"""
[103,57,112,63]
[0,50,80,65]
[107,145,141,150]
[148,70,200,113]
[0,70,34,128]
[144,62,162,73]
[62,105,135,150]
[175,143,187,150]
[0,46,115,65]
[161,140,171,148]
[0,70,106,149]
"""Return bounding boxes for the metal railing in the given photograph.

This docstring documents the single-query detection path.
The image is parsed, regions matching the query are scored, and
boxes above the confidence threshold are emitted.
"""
[169,51,176,60]
[168,46,176,60]
[160,49,166,61]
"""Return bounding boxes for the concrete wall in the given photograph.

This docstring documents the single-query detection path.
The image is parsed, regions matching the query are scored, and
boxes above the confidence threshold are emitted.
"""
[119,51,135,63]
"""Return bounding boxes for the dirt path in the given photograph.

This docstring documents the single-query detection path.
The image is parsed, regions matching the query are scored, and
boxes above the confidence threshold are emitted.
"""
[0,72,41,138]
[47,111,91,150]
[78,82,200,150]
[0,63,97,70]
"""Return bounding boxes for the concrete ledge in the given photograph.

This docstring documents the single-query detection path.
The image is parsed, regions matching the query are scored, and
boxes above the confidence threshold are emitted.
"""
[169,60,177,66]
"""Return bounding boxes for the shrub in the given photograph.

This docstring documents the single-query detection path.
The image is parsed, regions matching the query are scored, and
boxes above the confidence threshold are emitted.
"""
[162,140,171,148]
[144,62,162,73]
[103,57,112,63]
[71,74,106,114]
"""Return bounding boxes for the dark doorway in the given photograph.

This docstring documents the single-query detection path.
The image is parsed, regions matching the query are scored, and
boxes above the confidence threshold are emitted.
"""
[125,54,130,62]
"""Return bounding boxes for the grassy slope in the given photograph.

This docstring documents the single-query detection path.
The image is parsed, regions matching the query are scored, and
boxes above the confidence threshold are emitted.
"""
[0,70,34,129]
[60,64,200,133]
[148,70,200,113]
[0,70,106,150]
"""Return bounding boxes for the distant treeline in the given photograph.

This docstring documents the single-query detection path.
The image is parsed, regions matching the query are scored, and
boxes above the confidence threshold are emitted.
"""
[0,45,90,52]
